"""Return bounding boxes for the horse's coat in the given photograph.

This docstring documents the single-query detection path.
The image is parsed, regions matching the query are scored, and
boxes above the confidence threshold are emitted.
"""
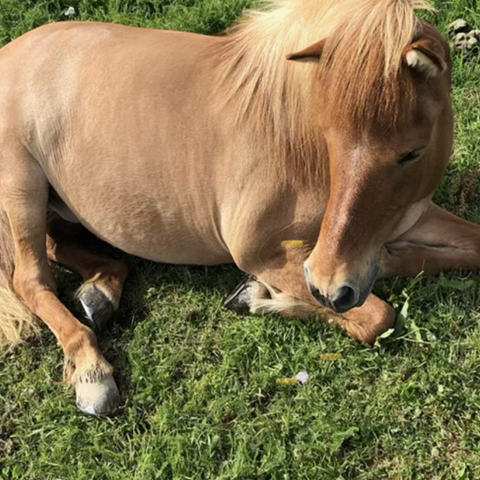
[0,0,478,415]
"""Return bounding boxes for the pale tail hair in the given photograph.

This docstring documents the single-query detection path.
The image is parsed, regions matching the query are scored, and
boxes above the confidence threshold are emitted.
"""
[0,209,38,349]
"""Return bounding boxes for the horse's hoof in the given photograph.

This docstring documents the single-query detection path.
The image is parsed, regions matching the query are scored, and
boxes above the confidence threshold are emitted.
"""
[78,283,114,333]
[224,278,258,314]
[224,277,272,315]
[75,373,120,417]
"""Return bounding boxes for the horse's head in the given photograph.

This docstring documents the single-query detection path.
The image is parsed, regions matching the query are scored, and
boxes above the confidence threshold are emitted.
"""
[288,22,453,313]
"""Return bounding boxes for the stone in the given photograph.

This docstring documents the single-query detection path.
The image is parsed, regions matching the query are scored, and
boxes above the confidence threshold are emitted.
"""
[449,19,471,36]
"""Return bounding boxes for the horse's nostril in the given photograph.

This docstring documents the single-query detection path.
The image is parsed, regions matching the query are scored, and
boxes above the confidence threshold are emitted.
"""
[331,285,358,313]
[308,283,328,307]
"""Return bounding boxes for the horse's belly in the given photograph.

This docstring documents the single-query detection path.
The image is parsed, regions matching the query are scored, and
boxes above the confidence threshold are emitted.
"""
[50,190,233,266]
[90,216,232,266]
[117,233,233,266]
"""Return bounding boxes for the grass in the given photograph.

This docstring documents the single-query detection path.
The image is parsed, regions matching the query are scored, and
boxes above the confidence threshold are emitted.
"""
[2,0,480,479]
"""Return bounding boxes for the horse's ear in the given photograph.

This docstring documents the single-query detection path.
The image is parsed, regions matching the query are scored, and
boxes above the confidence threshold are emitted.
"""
[287,39,326,62]
[403,36,447,78]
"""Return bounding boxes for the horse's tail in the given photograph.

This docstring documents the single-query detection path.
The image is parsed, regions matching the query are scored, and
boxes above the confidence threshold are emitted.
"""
[0,208,38,347]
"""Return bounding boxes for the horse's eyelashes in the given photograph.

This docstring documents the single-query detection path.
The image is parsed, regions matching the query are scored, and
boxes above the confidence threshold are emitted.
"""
[397,149,424,166]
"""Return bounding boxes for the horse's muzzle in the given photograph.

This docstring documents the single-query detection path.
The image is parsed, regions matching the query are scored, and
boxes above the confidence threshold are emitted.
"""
[304,263,363,314]
[308,282,359,314]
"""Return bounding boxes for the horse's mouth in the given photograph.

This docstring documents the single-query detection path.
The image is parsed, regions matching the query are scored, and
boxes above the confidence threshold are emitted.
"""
[305,263,379,314]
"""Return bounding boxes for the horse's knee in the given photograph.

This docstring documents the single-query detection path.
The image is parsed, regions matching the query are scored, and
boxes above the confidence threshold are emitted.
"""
[12,267,56,313]
[339,295,395,345]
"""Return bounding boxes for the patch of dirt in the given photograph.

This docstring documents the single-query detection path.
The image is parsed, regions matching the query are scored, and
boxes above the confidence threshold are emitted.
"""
[0,426,16,458]
[447,166,479,217]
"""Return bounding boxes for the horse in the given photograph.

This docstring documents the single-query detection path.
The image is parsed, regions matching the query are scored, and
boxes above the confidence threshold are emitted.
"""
[0,0,473,416]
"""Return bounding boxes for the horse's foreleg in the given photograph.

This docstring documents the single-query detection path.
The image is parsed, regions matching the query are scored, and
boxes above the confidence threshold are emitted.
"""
[1,154,119,416]
[47,213,128,332]
[381,203,480,278]
[225,266,394,345]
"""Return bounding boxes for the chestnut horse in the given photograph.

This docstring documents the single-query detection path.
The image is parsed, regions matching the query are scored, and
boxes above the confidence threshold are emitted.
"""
[0,0,474,416]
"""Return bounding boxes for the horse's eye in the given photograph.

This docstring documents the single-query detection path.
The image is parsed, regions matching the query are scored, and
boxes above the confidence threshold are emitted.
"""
[398,149,424,166]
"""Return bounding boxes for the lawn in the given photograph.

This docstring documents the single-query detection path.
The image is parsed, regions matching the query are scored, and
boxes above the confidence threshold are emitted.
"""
[2,0,480,479]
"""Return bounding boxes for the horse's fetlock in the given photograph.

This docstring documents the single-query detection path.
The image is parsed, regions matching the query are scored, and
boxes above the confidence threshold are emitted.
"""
[75,360,113,384]
[69,353,113,385]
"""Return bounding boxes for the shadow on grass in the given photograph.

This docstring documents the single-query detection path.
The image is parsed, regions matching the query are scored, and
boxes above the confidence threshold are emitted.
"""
[44,217,480,411]
[50,228,247,407]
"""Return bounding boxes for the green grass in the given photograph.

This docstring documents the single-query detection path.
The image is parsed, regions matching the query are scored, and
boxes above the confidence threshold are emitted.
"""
[2,1,480,479]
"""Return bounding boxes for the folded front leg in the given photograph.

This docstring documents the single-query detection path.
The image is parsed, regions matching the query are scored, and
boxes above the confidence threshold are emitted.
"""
[225,264,394,345]
[381,202,480,278]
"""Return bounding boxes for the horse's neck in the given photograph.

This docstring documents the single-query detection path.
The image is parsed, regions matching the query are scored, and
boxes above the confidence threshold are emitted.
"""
[210,36,328,190]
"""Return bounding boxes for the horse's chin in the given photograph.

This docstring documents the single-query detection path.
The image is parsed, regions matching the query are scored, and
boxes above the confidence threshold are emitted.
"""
[353,263,380,312]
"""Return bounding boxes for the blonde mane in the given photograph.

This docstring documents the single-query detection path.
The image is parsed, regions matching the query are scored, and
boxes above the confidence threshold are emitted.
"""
[215,0,434,180]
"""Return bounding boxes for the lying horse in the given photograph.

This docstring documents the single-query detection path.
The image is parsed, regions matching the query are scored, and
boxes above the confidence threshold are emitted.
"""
[0,0,473,415]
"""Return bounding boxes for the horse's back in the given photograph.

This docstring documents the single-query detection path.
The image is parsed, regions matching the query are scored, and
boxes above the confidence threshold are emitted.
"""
[0,21,218,128]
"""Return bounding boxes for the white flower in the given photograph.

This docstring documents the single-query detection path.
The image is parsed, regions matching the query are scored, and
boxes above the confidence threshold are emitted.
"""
[296,371,309,384]
[63,6,76,17]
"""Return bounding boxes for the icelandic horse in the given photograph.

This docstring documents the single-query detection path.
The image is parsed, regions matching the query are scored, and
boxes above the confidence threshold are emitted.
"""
[0,0,474,415]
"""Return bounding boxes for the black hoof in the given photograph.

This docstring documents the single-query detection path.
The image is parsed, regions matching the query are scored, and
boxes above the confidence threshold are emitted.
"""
[78,283,114,333]
[224,276,263,315]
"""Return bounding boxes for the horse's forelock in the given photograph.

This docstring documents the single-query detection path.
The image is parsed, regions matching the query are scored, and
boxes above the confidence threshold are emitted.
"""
[317,0,434,131]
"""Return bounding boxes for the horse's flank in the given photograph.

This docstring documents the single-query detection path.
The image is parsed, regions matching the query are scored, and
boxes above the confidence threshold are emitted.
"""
[214,0,434,182]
